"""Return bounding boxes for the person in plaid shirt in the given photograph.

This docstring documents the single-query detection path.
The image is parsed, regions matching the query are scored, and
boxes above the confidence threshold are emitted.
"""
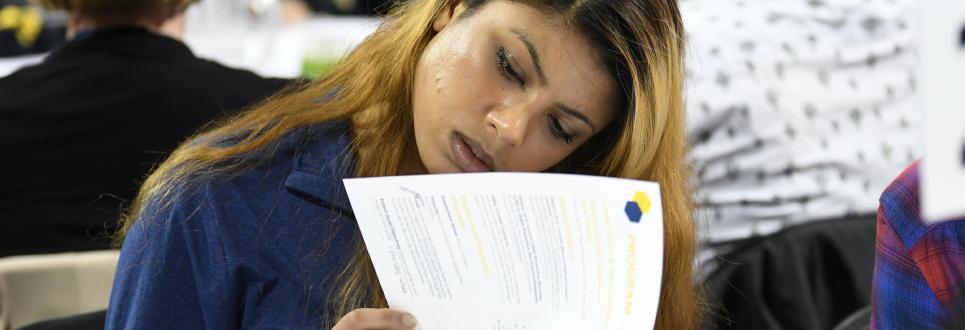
[872,161,965,328]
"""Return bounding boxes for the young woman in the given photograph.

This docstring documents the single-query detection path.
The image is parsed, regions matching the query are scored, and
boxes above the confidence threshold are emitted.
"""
[106,0,699,329]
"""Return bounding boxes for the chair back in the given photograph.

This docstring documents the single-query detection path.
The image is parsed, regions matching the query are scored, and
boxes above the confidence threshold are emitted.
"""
[0,250,119,330]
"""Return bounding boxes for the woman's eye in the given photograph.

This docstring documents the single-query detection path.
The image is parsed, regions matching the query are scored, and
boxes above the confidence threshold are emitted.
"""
[497,47,524,86]
[549,114,575,144]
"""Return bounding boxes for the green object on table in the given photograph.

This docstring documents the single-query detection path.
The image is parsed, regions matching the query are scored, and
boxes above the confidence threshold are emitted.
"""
[302,56,342,80]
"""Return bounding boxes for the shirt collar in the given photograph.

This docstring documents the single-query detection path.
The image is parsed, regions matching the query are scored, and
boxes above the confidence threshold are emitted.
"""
[283,120,357,216]
[47,27,195,63]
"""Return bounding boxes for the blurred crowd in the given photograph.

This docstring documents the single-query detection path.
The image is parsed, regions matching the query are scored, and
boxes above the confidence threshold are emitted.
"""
[0,0,389,57]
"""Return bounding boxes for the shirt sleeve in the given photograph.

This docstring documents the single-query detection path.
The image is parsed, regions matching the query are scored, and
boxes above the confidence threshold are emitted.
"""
[105,187,240,329]
[871,163,965,329]
[870,205,946,329]
[908,220,965,327]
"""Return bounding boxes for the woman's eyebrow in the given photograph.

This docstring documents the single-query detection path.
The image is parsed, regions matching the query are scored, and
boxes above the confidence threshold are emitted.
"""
[557,103,597,133]
[508,28,596,133]
[509,28,547,85]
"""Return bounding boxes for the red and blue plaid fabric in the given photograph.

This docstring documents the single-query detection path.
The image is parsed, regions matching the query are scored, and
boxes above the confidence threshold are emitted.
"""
[871,161,965,329]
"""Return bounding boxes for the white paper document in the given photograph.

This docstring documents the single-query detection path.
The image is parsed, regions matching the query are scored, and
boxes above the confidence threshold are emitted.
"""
[343,173,664,330]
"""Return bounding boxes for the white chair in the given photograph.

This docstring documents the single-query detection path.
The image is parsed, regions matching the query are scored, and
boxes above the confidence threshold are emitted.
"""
[0,250,119,330]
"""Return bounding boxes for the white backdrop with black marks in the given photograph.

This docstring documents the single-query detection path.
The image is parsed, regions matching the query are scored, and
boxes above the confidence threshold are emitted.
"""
[681,0,922,246]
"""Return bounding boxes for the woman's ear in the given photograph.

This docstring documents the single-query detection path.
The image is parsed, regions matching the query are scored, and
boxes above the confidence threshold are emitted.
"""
[432,0,468,33]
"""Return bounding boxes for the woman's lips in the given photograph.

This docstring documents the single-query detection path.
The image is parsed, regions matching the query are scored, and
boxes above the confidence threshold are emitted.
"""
[451,133,493,172]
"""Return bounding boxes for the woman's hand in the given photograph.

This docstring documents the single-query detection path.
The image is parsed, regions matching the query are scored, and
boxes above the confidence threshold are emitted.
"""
[332,308,418,330]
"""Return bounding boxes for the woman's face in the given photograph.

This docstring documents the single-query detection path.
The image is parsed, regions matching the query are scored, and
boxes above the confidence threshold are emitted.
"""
[411,0,620,173]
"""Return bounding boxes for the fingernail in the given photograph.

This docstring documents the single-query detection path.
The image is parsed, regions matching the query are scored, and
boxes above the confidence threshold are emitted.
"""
[401,313,417,328]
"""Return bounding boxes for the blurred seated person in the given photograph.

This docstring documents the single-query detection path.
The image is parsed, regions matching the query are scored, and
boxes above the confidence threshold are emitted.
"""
[872,161,965,329]
[180,0,389,30]
[301,0,392,15]
[0,0,291,257]
[0,0,66,56]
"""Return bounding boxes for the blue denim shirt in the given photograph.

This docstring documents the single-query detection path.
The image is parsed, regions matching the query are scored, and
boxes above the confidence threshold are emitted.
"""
[106,121,359,329]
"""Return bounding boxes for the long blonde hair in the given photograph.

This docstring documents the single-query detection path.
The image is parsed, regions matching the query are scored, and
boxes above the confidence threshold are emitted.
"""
[117,0,698,328]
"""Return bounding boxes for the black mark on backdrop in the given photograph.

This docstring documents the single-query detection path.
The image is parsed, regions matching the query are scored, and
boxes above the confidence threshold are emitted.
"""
[960,23,965,48]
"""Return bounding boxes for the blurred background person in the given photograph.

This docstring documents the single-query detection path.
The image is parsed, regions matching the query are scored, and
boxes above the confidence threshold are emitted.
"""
[301,0,392,15]
[872,161,965,329]
[177,0,383,80]
[0,0,291,257]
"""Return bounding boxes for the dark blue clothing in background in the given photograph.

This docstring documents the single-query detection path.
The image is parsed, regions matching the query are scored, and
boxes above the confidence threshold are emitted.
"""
[106,121,360,329]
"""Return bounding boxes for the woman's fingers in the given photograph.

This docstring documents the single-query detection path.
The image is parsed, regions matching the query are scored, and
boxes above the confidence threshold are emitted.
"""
[332,308,418,330]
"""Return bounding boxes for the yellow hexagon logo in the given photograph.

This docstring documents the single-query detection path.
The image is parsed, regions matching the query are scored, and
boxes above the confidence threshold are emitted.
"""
[632,191,651,214]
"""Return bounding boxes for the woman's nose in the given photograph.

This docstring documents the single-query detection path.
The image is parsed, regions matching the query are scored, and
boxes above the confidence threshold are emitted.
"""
[485,105,533,147]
